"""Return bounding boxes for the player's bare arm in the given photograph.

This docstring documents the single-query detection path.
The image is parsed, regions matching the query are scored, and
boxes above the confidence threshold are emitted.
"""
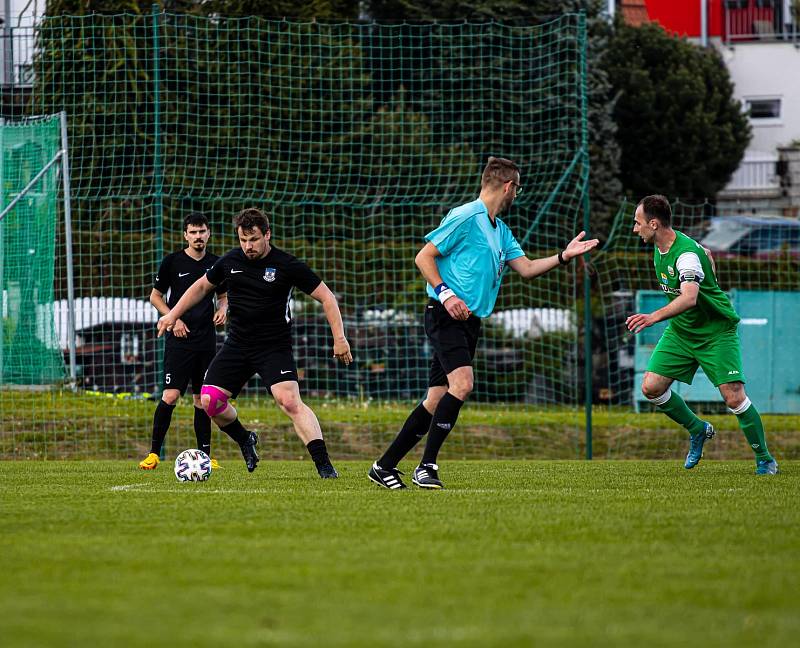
[415,242,470,321]
[213,292,228,326]
[150,288,189,338]
[507,231,600,279]
[309,282,353,365]
[157,275,216,337]
[626,281,700,334]
[701,245,718,279]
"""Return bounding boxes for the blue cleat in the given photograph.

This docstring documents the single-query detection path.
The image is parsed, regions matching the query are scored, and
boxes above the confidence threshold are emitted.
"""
[755,459,779,475]
[684,422,715,469]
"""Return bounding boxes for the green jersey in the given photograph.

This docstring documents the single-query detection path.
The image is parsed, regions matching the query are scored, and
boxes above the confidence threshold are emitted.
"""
[653,230,739,340]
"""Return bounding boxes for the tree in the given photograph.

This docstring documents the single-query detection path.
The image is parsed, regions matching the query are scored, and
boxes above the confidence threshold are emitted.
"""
[46,0,359,18]
[366,0,622,237]
[606,21,751,202]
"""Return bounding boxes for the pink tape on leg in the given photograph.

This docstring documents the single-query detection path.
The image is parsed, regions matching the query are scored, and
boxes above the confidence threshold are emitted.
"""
[200,385,229,417]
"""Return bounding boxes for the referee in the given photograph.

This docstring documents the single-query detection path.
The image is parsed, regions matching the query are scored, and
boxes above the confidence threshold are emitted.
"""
[157,208,352,478]
[139,212,227,470]
[369,156,599,489]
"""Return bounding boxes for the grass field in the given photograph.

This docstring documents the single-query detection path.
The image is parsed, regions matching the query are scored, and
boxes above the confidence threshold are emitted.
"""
[2,460,798,647]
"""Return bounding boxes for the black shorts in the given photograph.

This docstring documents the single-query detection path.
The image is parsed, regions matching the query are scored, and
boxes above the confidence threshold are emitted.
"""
[424,299,482,387]
[162,341,216,394]
[203,342,299,397]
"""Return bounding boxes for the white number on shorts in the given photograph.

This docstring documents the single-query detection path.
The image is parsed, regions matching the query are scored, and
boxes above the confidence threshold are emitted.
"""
[165,373,171,384]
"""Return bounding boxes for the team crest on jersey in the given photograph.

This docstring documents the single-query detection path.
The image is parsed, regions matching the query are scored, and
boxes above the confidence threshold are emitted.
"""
[667,265,675,277]
[263,267,276,282]
[660,272,668,284]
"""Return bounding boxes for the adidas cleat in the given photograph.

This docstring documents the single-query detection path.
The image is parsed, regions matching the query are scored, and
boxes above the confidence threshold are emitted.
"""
[412,462,444,489]
[755,459,779,475]
[239,432,260,473]
[368,462,407,490]
[684,422,715,469]
[138,453,159,470]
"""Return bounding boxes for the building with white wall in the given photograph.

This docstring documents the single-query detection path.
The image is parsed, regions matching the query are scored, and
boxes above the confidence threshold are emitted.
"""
[623,0,800,215]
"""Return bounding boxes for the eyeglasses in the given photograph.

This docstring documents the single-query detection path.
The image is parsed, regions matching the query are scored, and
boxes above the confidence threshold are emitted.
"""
[506,180,523,195]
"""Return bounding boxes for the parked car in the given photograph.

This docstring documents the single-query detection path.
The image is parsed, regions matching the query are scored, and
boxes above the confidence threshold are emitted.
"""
[700,215,800,259]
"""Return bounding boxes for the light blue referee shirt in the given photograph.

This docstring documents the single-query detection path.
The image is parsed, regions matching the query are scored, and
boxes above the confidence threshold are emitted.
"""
[425,198,525,318]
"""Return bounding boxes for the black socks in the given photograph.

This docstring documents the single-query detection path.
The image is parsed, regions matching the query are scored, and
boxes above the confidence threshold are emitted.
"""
[220,418,249,445]
[150,401,176,454]
[421,393,464,465]
[194,405,212,456]
[378,402,433,469]
[306,438,332,467]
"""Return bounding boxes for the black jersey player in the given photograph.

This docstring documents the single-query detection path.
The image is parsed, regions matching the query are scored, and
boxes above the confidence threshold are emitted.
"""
[139,212,227,470]
[157,208,352,478]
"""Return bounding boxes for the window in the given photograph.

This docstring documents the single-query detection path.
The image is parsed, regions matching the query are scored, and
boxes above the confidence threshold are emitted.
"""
[746,98,781,120]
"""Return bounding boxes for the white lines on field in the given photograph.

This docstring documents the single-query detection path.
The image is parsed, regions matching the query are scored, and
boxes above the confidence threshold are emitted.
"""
[109,483,150,491]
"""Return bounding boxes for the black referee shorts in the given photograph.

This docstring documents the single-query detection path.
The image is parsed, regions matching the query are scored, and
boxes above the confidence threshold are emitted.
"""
[424,298,482,387]
[203,342,299,397]
[162,341,216,395]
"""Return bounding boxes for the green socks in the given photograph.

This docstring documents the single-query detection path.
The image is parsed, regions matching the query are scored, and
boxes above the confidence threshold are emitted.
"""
[730,398,773,461]
[650,389,706,436]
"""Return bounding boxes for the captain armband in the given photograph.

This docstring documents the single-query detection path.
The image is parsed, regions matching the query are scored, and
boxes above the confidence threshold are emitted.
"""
[679,269,699,283]
[434,282,456,305]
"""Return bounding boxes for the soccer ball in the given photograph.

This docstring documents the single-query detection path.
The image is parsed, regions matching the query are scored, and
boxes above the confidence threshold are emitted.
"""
[174,449,212,482]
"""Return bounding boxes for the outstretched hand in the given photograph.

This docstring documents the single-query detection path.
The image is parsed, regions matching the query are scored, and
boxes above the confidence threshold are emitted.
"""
[563,231,600,261]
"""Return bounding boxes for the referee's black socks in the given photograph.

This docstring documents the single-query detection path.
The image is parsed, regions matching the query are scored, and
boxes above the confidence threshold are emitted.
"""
[421,392,464,465]
[306,438,332,467]
[150,400,176,454]
[378,401,433,469]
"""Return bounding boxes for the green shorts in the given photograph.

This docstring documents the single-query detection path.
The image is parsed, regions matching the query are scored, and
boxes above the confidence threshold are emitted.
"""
[646,324,745,387]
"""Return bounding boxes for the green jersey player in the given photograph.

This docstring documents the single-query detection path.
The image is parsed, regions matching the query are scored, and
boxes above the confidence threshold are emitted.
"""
[626,195,778,475]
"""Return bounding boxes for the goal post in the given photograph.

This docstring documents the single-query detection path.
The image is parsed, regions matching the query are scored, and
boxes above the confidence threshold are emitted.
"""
[0,112,76,387]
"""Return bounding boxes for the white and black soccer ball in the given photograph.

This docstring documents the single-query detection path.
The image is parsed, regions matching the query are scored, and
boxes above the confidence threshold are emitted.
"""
[174,449,212,482]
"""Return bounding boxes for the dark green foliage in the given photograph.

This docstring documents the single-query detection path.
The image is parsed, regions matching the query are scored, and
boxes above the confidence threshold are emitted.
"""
[606,21,751,201]
[46,0,360,18]
[366,0,622,237]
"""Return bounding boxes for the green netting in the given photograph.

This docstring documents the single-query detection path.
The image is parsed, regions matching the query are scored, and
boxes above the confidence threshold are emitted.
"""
[0,115,65,385]
[0,12,589,459]
[595,199,800,459]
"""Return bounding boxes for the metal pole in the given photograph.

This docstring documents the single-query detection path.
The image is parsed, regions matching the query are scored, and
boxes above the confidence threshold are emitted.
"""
[152,5,166,460]
[701,0,708,47]
[0,151,62,222]
[0,117,5,385]
[583,178,592,460]
[60,111,77,386]
[608,0,615,21]
[3,0,12,86]
[579,12,593,459]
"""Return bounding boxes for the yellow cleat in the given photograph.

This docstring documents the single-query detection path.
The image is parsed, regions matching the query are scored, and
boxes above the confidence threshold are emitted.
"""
[138,453,159,470]
[210,458,220,470]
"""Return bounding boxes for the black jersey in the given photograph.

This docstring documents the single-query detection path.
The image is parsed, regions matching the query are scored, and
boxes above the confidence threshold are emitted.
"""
[154,250,224,346]
[206,246,322,347]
